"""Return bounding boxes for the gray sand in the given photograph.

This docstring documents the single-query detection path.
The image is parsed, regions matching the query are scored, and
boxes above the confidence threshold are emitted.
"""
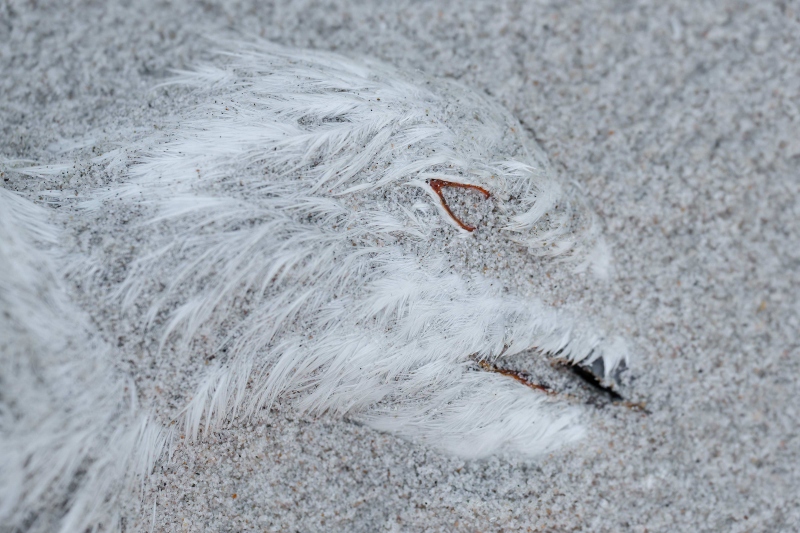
[2,0,798,531]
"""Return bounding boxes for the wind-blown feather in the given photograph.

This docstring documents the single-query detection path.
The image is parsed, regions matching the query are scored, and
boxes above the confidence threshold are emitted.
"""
[0,190,169,532]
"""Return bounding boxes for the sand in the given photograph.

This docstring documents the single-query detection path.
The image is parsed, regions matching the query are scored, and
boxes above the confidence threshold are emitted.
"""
[2,0,798,531]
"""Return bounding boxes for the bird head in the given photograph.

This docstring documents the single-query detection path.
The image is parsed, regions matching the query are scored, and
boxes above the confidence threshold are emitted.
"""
[72,42,629,458]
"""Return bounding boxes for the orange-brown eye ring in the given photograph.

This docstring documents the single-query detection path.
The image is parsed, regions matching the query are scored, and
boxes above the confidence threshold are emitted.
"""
[428,179,491,232]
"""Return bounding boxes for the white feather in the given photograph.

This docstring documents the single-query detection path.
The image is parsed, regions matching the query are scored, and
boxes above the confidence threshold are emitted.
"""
[0,189,169,532]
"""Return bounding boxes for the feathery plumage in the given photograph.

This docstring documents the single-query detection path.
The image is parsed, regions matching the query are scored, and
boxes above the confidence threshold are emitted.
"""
[1,42,628,531]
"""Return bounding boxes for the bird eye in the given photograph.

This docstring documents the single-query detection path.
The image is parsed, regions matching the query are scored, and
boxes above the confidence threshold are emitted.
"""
[428,179,491,232]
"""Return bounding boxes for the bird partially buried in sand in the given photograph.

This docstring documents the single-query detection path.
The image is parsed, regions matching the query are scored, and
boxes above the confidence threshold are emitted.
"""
[1,42,633,532]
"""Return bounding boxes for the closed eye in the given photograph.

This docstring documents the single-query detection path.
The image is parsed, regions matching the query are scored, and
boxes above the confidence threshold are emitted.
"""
[428,179,491,232]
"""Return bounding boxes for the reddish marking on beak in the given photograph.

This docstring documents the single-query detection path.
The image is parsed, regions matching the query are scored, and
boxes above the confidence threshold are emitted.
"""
[428,179,491,232]
[477,360,555,395]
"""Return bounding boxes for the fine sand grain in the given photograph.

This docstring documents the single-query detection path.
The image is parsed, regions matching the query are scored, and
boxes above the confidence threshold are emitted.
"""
[2,1,798,531]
